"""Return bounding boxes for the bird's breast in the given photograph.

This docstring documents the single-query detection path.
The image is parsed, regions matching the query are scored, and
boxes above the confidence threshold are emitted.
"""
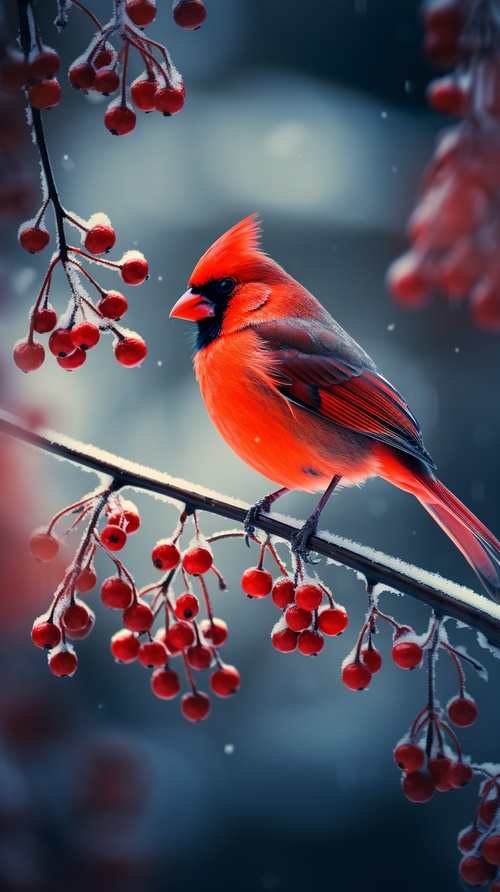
[194,329,376,492]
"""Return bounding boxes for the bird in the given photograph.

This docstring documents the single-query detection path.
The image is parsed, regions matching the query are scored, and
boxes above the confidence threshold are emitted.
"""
[170,214,500,602]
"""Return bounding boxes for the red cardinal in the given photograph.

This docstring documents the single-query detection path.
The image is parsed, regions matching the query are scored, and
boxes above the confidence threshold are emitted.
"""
[170,215,500,601]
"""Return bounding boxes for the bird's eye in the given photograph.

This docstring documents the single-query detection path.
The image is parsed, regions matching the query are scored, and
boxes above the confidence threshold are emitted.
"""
[216,277,235,294]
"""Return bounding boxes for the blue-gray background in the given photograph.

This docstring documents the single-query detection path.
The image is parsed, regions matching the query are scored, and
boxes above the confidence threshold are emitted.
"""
[1,1,500,890]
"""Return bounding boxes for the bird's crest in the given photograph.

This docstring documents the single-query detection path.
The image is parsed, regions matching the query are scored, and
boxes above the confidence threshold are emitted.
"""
[189,214,264,285]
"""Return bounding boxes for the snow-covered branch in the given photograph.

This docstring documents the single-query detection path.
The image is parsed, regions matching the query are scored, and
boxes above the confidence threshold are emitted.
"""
[1,406,500,648]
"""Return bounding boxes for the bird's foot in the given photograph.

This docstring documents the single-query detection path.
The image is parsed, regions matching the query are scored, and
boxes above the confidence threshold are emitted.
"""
[290,517,321,564]
[244,495,275,546]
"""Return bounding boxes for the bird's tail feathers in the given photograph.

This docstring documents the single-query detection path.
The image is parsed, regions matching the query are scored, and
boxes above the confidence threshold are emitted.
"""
[419,476,500,603]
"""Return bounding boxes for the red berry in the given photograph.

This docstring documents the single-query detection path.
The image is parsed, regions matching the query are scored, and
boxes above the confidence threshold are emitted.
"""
[479,798,498,827]
[448,762,473,789]
[393,742,425,773]
[386,253,430,309]
[49,648,78,678]
[458,828,480,854]
[447,695,478,727]
[33,306,57,333]
[123,601,154,633]
[31,619,61,650]
[28,78,62,109]
[154,82,185,115]
[271,626,298,653]
[84,222,116,255]
[70,322,101,351]
[151,668,181,699]
[13,340,45,372]
[402,771,435,803]
[241,567,273,598]
[173,0,207,29]
[317,605,348,636]
[69,61,95,90]
[186,643,212,670]
[0,50,29,90]
[199,617,228,647]
[166,621,195,651]
[391,640,423,670]
[210,666,241,697]
[137,640,168,668]
[482,835,500,866]
[94,46,115,69]
[297,629,324,656]
[104,104,136,136]
[29,531,59,561]
[182,546,213,576]
[174,593,199,620]
[100,524,127,551]
[19,225,50,253]
[181,692,210,722]
[66,612,95,640]
[57,349,86,370]
[30,50,60,80]
[101,577,134,610]
[423,30,460,67]
[110,629,140,662]
[459,856,496,886]
[126,0,157,26]
[341,661,372,691]
[75,566,97,592]
[151,541,180,570]
[97,291,128,320]
[114,336,148,367]
[120,252,149,285]
[285,604,312,632]
[294,582,323,611]
[472,282,500,332]
[93,68,120,95]
[428,756,452,791]
[108,503,140,533]
[271,577,296,609]
[131,75,157,111]
[427,77,469,116]
[62,601,91,632]
[48,328,74,357]
[361,647,382,674]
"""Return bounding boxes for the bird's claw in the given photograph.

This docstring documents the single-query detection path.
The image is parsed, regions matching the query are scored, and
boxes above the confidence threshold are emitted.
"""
[290,518,321,564]
[244,496,274,545]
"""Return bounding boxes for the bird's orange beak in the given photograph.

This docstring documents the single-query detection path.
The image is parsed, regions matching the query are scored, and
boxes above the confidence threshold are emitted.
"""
[170,288,215,322]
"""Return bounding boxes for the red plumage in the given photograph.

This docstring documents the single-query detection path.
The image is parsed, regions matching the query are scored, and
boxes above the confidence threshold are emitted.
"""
[171,215,500,601]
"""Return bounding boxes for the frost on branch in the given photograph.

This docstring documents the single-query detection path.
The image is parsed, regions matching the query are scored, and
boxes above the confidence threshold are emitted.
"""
[387,0,500,331]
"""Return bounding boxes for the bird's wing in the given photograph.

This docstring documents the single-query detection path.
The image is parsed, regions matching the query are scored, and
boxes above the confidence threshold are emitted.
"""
[254,318,435,468]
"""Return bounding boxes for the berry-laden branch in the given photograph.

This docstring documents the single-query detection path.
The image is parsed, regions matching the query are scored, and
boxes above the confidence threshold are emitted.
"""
[4,0,207,374]
[387,0,500,331]
[3,405,500,886]
[1,406,499,647]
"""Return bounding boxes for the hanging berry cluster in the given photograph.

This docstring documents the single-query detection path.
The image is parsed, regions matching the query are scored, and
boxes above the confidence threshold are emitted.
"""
[4,2,150,374]
[58,0,207,136]
[387,0,500,331]
[14,204,149,373]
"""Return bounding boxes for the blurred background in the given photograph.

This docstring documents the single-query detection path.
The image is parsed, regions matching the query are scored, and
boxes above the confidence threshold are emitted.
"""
[1,0,500,889]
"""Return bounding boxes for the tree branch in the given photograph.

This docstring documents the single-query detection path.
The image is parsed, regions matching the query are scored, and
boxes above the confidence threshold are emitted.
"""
[1,406,500,648]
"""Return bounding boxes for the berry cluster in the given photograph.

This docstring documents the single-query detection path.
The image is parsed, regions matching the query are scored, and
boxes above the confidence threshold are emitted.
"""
[14,206,148,373]
[57,0,207,136]
[0,44,62,109]
[458,779,500,889]
[387,0,500,331]
[30,497,241,723]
